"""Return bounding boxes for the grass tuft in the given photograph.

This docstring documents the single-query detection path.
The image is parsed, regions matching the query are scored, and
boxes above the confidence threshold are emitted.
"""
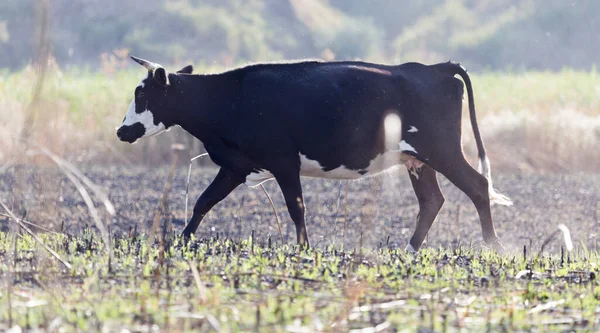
[1,231,600,331]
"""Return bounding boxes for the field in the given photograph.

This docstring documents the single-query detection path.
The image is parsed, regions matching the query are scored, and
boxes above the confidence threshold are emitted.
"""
[1,165,600,332]
[1,64,600,332]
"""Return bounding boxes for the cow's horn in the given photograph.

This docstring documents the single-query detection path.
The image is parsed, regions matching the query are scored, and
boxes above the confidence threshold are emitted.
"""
[130,56,156,71]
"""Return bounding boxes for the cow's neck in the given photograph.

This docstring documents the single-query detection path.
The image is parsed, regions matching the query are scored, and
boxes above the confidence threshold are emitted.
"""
[172,73,234,142]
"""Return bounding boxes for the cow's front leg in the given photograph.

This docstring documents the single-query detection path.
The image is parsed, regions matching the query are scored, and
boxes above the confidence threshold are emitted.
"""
[182,168,245,239]
[273,171,309,247]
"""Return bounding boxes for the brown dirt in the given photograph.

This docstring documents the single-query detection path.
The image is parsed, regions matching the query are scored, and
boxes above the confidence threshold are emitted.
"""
[1,164,599,254]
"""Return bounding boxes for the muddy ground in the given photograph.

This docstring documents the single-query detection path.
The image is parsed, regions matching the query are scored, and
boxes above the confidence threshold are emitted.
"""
[1,164,598,254]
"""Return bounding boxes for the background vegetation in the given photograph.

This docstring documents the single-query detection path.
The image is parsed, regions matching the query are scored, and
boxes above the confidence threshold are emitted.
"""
[1,0,600,71]
[1,64,599,171]
[1,0,599,171]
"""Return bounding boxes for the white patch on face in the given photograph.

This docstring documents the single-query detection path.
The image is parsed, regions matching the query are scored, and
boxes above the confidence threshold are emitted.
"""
[408,126,419,133]
[399,140,418,154]
[245,169,274,187]
[137,72,149,88]
[121,100,166,138]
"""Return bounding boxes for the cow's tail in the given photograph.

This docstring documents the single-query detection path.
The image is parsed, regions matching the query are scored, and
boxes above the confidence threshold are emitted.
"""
[436,62,513,206]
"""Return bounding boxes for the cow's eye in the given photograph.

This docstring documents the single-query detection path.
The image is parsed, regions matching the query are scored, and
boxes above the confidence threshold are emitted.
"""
[134,87,144,99]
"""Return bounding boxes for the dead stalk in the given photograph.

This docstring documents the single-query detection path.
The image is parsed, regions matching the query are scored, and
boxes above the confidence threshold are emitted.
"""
[0,200,72,270]
[150,145,184,260]
[0,213,61,235]
[56,160,112,261]
[185,153,209,223]
[538,224,573,257]
[187,261,208,303]
[11,137,116,217]
[37,147,116,215]
[10,137,115,263]
[261,184,284,244]
[7,203,16,328]
[19,0,50,142]
[343,180,349,243]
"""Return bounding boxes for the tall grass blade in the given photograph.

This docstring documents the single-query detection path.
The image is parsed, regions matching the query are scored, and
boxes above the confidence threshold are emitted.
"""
[0,200,72,270]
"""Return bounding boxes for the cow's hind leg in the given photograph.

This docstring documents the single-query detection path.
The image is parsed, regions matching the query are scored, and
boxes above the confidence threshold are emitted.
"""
[406,164,445,252]
[182,168,245,239]
[429,154,503,250]
[273,171,309,247]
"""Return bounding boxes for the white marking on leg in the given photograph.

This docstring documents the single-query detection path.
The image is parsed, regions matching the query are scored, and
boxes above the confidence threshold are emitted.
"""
[405,243,416,253]
[399,140,418,154]
[405,157,424,179]
[408,126,419,133]
[409,167,419,179]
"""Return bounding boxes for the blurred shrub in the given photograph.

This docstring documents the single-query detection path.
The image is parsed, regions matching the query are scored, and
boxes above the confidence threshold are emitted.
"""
[1,0,598,71]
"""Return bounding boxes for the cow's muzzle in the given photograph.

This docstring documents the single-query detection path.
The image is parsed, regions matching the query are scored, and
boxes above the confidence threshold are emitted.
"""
[116,123,145,143]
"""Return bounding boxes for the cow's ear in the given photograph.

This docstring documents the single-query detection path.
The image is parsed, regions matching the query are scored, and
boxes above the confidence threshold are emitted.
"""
[154,67,170,86]
[177,65,193,74]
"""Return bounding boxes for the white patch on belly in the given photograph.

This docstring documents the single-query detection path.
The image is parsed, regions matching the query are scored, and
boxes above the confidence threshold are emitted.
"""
[245,147,425,187]
[299,152,413,180]
[361,151,411,177]
[399,140,418,154]
[408,126,419,133]
[299,153,362,179]
[245,169,274,187]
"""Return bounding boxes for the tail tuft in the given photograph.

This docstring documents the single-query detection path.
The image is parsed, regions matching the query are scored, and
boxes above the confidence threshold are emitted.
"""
[489,188,514,206]
[478,155,513,206]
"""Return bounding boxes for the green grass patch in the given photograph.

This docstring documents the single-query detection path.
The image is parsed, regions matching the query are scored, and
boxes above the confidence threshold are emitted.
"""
[1,231,599,332]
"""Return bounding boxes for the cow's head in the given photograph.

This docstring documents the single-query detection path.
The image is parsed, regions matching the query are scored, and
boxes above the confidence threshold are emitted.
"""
[116,56,193,143]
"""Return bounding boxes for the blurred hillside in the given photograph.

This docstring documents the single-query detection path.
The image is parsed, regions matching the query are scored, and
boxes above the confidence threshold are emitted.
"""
[1,0,599,71]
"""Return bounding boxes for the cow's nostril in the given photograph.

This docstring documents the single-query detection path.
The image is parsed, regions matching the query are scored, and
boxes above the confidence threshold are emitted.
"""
[116,127,125,138]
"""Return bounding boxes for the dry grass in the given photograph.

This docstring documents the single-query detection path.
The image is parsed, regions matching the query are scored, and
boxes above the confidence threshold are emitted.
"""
[0,64,598,172]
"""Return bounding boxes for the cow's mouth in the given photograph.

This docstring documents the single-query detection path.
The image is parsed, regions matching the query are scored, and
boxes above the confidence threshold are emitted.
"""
[116,122,145,143]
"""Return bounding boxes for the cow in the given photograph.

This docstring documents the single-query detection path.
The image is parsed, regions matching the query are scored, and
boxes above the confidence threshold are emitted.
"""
[116,56,512,252]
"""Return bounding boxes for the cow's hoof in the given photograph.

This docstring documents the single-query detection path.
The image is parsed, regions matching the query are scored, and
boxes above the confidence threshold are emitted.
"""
[180,232,193,244]
[405,243,417,254]
[484,237,505,253]
[296,242,311,250]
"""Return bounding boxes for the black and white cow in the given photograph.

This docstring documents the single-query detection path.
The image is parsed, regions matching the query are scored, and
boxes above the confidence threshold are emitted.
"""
[117,56,512,252]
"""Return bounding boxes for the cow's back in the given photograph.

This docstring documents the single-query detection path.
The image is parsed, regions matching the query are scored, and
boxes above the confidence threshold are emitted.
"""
[227,61,460,172]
